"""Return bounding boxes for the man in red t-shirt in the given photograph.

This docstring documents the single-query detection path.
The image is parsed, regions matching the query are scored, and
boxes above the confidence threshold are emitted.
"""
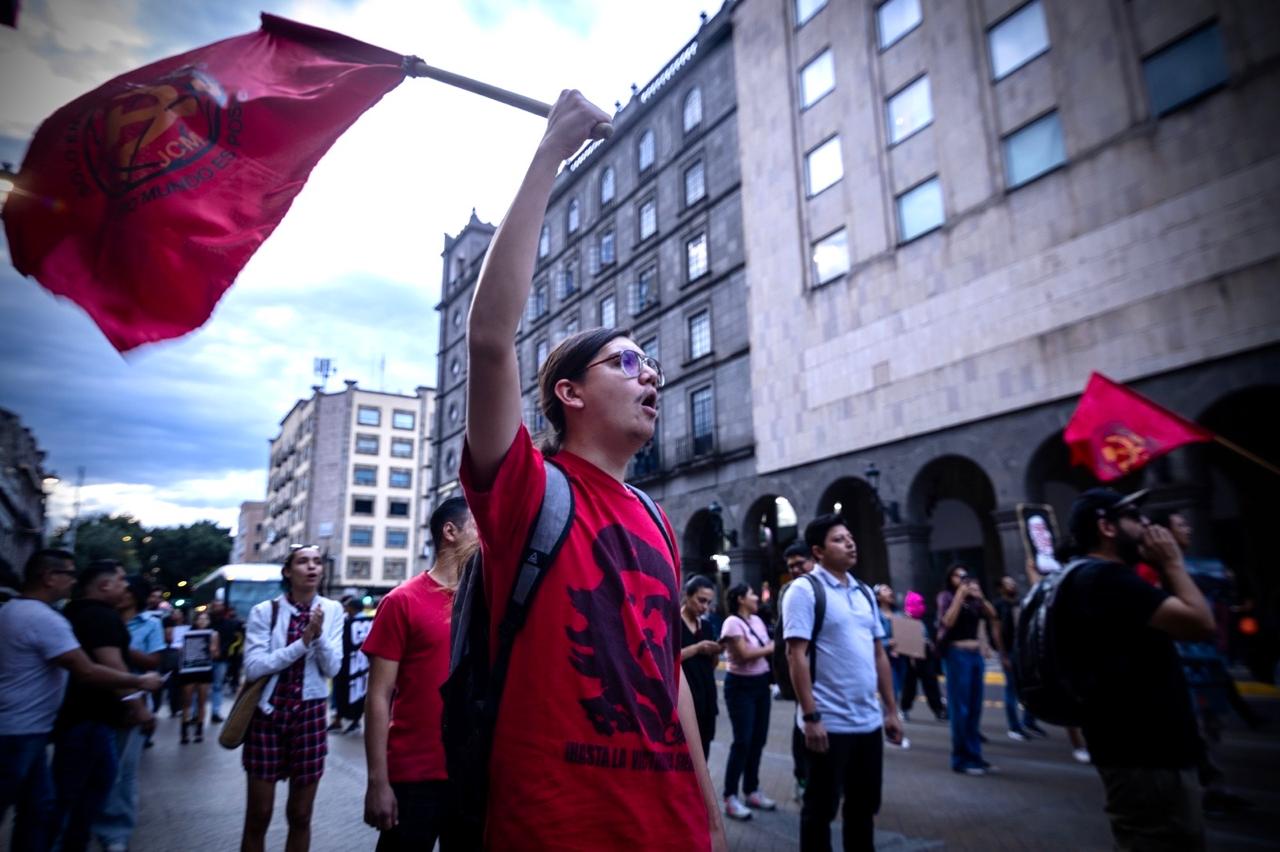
[461,91,725,851]
[362,497,479,851]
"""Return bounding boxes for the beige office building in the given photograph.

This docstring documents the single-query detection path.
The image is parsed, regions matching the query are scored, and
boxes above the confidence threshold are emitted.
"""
[264,381,434,592]
[728,0,1279,598]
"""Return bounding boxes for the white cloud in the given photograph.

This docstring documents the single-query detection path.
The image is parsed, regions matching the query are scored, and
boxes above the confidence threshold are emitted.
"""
[44,468,263,530]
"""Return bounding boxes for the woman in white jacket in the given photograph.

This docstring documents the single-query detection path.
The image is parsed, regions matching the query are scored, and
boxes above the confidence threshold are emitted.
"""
[239,545,344,852]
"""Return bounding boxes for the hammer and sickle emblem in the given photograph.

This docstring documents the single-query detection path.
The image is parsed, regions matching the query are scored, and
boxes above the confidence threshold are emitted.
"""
[1100,433,1149,473]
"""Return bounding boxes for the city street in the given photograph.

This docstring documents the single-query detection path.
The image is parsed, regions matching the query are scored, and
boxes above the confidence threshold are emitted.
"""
[112,668,1278,851]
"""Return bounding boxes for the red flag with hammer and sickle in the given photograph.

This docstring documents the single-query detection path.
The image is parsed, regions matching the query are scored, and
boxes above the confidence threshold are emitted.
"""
[1064,373,1213,481]
[2,14,408,351]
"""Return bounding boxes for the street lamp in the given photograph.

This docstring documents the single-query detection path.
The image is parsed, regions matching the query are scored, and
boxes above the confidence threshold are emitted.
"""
[864,462,900,524]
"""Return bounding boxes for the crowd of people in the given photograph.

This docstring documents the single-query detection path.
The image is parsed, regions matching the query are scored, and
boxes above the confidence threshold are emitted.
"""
[1,89,1271,852]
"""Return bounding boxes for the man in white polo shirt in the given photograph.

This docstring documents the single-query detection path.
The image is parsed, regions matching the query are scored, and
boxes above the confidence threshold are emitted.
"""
[783,514,903,852]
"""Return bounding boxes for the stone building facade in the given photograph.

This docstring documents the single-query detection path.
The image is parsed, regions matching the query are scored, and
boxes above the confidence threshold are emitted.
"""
[725,0,1280,606]
[431,7,764,583]
[0,408,50,578]
[264,382,433,593]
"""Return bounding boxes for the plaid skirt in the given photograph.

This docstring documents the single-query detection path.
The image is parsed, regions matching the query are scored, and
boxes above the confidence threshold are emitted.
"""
[242,698,328,785]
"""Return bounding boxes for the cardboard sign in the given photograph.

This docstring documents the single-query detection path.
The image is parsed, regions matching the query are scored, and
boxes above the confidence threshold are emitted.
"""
[889,616,927,660]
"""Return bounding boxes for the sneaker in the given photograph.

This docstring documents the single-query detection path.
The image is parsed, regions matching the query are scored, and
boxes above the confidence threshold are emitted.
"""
[895,736,911,750]
[1024,721,1049,737]
[978,732,989,743]
[343,720,361,735]
[724,795,753,820]
[1007,730,1030,742]
[956,765,987,776]
[745,791,777,811]
[210,714,224,724]
[103,842,128,852]
[793,780,806,802]
[1072,748,1091,764]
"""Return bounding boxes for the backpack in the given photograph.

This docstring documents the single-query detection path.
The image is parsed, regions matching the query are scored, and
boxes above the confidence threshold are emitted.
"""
[440,458,675,831]
[1012,558,1098,726]
[772,573,877,701]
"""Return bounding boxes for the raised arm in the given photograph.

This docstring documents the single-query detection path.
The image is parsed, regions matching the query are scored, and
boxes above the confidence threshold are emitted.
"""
[465,90,611,488]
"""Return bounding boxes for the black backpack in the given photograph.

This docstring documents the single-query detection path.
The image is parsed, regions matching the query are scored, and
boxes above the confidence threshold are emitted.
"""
[440,459,675,832]
[771,574,826,702]
[1013,558,1098,726]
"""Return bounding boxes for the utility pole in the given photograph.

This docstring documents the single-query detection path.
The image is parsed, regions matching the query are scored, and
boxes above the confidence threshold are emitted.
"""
[64,465,85,552]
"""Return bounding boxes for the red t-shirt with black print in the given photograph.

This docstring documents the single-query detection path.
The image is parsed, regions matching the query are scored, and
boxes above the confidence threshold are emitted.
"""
[460,426,710,852]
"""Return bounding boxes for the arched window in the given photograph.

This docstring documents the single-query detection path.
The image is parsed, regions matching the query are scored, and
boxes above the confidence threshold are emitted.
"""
[538,224,550,258]
[567,198,580,233]
[638,129,655,171]
[600,166,616,205]
[683,87,702,133]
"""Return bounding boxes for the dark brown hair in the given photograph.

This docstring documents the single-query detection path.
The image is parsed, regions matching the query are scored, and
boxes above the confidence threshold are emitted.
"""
[536,326,632,454]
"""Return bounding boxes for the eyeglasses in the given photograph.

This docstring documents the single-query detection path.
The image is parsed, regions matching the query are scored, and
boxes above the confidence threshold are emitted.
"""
[585,349,665,388]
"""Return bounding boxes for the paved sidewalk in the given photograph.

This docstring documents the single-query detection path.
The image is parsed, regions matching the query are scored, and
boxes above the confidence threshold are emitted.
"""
[14,676,1274,851]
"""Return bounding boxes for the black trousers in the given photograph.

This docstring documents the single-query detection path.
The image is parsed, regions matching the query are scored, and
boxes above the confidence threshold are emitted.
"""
[375,780,481,852]
[792,724,809,783]
[801,729,883,852]
[900,653,945,717]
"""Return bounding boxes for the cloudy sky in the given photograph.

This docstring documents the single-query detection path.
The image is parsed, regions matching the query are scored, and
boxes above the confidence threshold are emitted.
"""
[0,0,714,532]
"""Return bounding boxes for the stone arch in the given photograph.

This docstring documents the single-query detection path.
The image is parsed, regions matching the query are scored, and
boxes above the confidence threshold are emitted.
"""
[681,508,722,584]
[739,493,800,594]
[1191,384,1280,680]
[906,455,1002,593]
[814,477,889,585]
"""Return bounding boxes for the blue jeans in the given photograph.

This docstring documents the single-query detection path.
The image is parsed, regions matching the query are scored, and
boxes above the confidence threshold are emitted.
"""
[0,732,56,852]
[92,727,145,848]
[944,647,985,771]
[52,721,119,852]
[889,655,907,705]
[1002,661,1035,733]
[211,660,228,717]
[722,672,771,797]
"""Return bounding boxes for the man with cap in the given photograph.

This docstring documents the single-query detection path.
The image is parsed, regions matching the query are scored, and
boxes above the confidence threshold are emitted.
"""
[1056,487,1215,850]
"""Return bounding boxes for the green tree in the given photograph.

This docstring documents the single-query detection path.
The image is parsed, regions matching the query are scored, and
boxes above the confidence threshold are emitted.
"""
[138,521,232,592]
[52,514,145,572]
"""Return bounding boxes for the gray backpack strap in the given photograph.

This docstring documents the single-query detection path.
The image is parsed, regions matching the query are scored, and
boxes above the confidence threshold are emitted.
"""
[625,483,676,565]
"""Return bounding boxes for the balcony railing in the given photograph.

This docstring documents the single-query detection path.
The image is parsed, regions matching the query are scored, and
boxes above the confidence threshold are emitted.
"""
[629,439,661,480]
[675,430,717,466]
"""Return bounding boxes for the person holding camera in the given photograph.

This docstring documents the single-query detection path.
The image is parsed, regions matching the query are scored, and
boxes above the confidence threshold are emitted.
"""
[936,565,1001,776]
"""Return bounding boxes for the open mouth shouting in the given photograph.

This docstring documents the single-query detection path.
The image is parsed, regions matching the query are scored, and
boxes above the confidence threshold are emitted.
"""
[639,387,659,417]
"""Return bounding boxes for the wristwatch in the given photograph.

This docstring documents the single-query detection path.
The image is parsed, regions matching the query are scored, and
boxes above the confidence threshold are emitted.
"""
[802,711,822,723]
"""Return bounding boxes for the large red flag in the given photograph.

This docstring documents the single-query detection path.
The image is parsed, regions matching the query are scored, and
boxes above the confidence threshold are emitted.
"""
[2,14,409,351]
[1064,373,1213,481]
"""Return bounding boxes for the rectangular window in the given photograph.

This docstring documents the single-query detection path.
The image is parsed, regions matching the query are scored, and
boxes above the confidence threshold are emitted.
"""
[352,496,375,515]
[353,466,376,486]
[600,294,616,328]
[639,198,657,241]
[878,0,922,49]
[1143,23,1229,117]
[688,310,712,360]
[392,410,415,430]
[562,258,578,297]
[390,437,413,458]
[389,467,412,488]
[638,129,655,172]
[564,314,579,336]
[349,527,373,547]
[355,434,379,455]
[1003,111,1067,188]
[686,233,708,281]
[528,281,549,320]
[536,338,550,368]
[800,49,835,108]
[691,387,714,455]
[897,177,945,242]
[538,224,550,258]
[887,75,932,144]
[357,406,381,426]
[812,228,850,284]
[383,558,407,581]
[642,335,660,362]
[599,229,616,266]
[387,499,410,518]
[805,136,843,196]
[989,0,1049,80]
[684,160,706,205]
[347,557,371,579]
[631,267,657,314]
[386,528,409,549]
[795,0,827,27]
